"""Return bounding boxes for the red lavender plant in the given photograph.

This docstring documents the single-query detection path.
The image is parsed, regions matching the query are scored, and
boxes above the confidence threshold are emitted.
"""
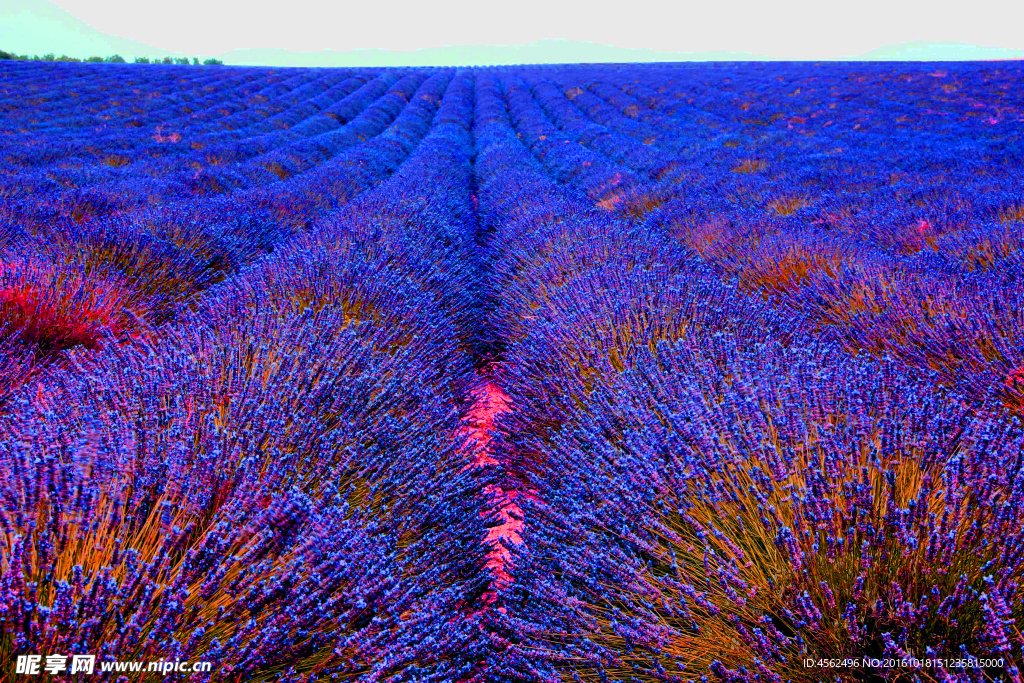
[33,216,244,326]
[1005,367,1024,415]
[0,257,143,354]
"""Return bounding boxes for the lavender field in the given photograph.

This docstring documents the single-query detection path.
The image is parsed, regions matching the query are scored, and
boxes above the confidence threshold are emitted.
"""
[1,59,1023,682]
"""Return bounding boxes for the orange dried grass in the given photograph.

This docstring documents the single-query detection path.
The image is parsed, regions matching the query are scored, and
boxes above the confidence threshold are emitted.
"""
[732,159,767,174]
[768,196,810,216]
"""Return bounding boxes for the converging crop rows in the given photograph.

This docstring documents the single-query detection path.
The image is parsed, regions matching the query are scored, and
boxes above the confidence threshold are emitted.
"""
[0,60,1022,682]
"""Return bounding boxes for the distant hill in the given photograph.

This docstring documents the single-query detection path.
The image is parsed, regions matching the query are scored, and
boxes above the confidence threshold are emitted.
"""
[219,42,771,68]
[2,0,1022,66]
[0,0,178,59]
[857,41,1024,61]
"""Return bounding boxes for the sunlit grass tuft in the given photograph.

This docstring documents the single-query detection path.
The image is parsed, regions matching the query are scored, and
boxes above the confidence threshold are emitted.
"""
[732,159,767,174]
[768,196,811,216]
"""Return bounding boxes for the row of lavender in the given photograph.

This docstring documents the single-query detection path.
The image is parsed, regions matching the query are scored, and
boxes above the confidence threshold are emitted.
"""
[0,67,464,399]
[479,64,1024,681]
[2,59,1023,681]
[506,63,1024,406]
[0,65,498,680]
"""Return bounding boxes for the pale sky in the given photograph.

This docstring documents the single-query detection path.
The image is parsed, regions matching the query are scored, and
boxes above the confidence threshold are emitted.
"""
[2,0,1023,64]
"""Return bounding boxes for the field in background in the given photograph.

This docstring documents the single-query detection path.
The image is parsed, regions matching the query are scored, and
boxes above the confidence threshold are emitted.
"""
[1,60,1023,682]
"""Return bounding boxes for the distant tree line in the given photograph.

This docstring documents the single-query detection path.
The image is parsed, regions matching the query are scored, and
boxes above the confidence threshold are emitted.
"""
[0,49,223,65]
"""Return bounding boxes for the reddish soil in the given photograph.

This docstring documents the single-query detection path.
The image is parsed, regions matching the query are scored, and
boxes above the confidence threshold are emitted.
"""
[461,378,536,604]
